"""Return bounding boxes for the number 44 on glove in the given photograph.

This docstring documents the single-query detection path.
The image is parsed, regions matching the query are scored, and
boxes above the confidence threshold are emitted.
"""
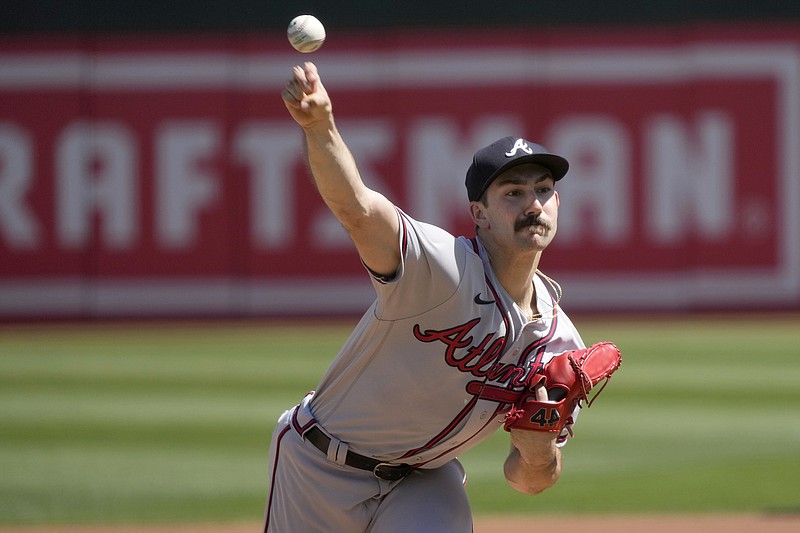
[503,342,622,434]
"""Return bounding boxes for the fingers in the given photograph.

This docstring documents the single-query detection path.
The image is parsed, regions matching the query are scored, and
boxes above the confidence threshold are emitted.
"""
[282,78,305,107]
[532,382,548,402]
[303,62,319,91]
[291,65,310,91]
[282,62,319,109]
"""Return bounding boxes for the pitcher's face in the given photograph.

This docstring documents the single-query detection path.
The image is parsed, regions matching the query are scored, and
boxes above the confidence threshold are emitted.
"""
[471,163,559,253]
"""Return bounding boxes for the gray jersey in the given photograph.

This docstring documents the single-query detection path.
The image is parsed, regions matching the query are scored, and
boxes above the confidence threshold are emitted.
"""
[306,209,585,469]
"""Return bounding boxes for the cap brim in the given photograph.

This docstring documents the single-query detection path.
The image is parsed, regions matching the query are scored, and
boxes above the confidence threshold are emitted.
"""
[495,153,569,182]
[472,153,569,200]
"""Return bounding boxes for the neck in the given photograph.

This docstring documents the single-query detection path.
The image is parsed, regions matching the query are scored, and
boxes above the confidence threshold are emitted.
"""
[479,236,542,307]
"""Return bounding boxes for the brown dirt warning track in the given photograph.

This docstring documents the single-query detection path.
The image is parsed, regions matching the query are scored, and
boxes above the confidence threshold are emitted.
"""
[2,514,800,533]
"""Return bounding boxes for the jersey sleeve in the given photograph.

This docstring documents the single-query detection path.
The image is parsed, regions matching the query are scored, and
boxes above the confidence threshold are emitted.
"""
[366,208,467,320]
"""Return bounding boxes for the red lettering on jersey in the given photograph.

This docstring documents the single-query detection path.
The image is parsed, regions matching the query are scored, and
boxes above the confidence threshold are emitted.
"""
[414,319,505,373]
[413,319,480,363]
[414,319,535,388]
[486,363,527,387]
[466,338,506,376]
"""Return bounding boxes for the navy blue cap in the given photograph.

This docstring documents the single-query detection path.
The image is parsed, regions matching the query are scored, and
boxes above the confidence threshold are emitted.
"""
[465,136,569,201]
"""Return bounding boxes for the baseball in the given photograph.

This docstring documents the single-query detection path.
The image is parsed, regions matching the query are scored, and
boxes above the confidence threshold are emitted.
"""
[287,15,326,53]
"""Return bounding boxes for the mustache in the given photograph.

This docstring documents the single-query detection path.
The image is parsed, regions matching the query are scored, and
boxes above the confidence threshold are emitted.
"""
[515,215,551,232]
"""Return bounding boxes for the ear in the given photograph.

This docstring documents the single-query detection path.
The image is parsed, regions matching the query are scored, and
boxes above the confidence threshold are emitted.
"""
[469,202,490,229]
[555,190,560,207]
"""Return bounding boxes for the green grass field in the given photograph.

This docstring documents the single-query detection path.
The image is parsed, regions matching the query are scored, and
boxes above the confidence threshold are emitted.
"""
[1,315,798,525]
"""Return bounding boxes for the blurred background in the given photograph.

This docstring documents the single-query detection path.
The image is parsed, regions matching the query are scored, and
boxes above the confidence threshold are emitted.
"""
[1,1,799,529]
[1,0,800,319]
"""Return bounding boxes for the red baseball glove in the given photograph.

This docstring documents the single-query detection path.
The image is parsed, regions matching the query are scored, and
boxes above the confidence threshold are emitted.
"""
[503,342,622,434]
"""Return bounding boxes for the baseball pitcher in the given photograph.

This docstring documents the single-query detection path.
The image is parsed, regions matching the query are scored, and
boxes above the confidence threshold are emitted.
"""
[265,62,621,532]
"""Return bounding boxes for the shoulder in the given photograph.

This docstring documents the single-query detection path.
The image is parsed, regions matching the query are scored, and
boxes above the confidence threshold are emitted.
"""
[397,210,477,261]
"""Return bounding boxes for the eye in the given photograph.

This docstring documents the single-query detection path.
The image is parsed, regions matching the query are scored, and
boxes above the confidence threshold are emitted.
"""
[504,188,522,197]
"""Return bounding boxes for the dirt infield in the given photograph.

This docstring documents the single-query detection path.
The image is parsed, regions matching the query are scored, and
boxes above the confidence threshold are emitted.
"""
[2,514,800,533]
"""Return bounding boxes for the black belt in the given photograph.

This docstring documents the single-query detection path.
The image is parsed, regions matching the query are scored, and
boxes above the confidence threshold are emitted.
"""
[305,426,413,481]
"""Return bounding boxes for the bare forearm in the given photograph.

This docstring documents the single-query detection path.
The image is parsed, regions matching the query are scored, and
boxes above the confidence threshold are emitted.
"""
[504,436,562,494]
[302,120,370,225]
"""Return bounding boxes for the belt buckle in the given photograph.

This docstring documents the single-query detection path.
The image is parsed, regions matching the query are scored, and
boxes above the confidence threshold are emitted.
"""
[373,462,411,481]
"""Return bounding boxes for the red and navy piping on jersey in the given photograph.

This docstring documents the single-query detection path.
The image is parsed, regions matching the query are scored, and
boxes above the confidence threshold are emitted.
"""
[411,409,504,468]
[392,236,562,465]
[398,394,481,460]
[397,240,512,461]
[263,423,291,533]
[372,209,410,284]
[395,238,562,466]
[290,404,317,437]
[396,238,522,464]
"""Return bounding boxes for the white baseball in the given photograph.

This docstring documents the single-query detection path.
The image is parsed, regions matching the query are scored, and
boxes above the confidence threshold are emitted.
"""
[287,15,326,53]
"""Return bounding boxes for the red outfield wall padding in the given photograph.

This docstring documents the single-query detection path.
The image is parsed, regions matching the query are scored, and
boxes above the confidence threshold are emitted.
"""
[0,25,798,317]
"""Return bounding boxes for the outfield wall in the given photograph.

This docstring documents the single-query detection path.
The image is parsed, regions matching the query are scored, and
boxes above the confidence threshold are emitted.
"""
[1,23,799,318]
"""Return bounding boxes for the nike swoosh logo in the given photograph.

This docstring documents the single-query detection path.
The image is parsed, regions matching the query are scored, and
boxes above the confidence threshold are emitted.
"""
[474,293,495,305]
